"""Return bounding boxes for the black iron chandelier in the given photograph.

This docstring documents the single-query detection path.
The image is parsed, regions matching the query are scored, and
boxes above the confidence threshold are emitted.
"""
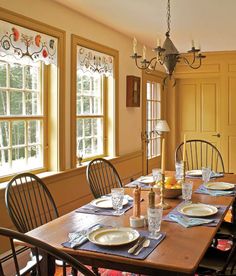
[131,0,206,84]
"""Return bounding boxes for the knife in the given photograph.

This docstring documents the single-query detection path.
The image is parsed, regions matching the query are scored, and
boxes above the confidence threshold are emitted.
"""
[128,236,146,254]
[132,237,147,255]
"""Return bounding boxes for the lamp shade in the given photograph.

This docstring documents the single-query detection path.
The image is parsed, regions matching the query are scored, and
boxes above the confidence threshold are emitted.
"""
[155,120,170,133]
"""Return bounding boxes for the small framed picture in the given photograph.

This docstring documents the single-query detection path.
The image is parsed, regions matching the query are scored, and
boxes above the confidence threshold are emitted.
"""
[126,75,140,107]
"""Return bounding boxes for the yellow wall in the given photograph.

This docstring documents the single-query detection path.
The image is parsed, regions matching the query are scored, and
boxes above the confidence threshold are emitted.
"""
[0,0,157,254]
[0,0,144,165]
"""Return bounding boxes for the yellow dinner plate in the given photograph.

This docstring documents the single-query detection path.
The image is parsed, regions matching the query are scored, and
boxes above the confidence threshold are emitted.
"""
[88,227,140,246]
[90,197,128,209]
[204,182,235,191]
[186,170,202,177]
[178,203,218,217]
[138,176,155,184]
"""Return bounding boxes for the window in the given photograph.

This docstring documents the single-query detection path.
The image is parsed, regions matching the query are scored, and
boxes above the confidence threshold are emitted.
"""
[0,61,44,176]
[77,73,105,158]
[0,14,65,180]
[146,81,162,159]
[71,35,119,166]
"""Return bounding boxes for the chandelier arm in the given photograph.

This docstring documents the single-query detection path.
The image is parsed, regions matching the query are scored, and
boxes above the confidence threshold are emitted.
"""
[182,56,203,69]
[134,58,149,70]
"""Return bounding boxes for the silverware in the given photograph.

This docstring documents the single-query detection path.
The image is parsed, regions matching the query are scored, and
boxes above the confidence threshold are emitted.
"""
[134,239,150,256]
[128,236,146,254]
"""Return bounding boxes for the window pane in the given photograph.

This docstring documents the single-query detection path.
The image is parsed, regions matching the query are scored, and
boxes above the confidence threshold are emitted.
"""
[10,91,23,115]
[83,96,90,114]
[76,95,82,115]
[28,145,42,166]
[0,121,9,147]
[77,119,83,138]
[84,138,92,155]
[12,147,26,166]
[82,75,91,92]
[25,65,39,90]
[0,90,7,115]
[0,63,7,87]
[147,82,151,100]
[26,92,39,115]
[12,121,25,146]
[28,120,41,144]
[10,63,23,89]
[84,118,92,137]
[0,149,9,169]
[156,84,161,101]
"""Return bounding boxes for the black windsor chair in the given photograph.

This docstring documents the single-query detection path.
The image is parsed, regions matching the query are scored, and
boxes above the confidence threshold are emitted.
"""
[5,173,59,233]
[197,236,236,275]
[86,158,123,198]
[175,139,225,173]
[0,227,96,276]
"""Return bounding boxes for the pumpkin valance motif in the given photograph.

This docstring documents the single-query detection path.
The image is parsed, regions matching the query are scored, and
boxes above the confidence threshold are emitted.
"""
[0,20,58,65]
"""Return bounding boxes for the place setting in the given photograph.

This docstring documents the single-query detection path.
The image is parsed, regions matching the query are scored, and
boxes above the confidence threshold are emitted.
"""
[185,168,224,179]
[162,175,228,227]
[76,188,134,216]
[63,185,166,260]
[192,167,236,196]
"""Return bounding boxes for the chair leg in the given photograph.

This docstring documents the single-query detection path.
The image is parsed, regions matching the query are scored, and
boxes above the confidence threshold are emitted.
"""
[71,267,78,276]
[92,266,99,275]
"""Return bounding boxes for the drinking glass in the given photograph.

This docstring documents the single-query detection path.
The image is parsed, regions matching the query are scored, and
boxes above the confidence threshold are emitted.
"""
[202,167,212,183]
[111,188,124,215]
[182,181,193,203]
[152,168,162,184]
[147,206,163,239]
[175,161,184,180]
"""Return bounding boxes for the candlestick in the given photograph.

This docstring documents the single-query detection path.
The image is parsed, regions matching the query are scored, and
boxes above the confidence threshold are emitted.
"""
[183,134,186,162]
[133,185,141,218]
[183,160,186,181]
[161,138,165,174]
[158,173,170,210]
[148,188,155,208]
[133,37,137,54]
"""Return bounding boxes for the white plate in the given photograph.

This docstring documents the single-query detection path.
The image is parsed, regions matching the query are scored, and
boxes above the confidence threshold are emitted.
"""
[90,197,128,209]
[204,182,235,191]
[178,203,218,217]
[88,227,139,246]
[186,170,202,177]
[138,176,155,184]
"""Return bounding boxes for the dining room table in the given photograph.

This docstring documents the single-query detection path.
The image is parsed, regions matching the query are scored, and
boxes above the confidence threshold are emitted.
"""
[22,172,236,276]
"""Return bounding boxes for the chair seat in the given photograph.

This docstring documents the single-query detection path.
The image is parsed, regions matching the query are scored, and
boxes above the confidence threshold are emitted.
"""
[197,242,236,275]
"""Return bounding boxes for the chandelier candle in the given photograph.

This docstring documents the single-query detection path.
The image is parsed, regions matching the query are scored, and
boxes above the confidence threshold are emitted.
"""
[133,37,137,54]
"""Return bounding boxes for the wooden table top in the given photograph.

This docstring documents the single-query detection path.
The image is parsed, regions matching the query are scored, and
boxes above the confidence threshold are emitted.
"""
[26,173,236,276]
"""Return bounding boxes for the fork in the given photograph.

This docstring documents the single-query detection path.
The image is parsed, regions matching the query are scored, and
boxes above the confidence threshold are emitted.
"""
[128,236,146,254]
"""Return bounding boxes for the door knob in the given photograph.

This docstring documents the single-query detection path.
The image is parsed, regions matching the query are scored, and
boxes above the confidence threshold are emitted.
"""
[212,133,221,138]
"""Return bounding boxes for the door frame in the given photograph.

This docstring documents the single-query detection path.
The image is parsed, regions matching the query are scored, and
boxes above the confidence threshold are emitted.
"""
[141,70,166,175]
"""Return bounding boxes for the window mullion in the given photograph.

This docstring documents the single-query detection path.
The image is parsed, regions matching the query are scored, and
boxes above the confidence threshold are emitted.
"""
[25,120,28,165]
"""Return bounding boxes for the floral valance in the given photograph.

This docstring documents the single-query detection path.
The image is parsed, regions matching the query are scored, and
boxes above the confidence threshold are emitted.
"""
[77,46,113,76]
[0,20,58,65]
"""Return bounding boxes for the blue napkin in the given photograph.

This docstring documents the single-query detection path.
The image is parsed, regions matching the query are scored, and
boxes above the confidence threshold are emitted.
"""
[195,185,235,196]
[169,214,214,228]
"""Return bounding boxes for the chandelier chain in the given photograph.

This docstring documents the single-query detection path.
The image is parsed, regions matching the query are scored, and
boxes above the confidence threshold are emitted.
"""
[167,0,171,35]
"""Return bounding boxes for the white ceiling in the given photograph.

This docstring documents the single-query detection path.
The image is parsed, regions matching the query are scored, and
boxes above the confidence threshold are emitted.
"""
[54,0,236,53]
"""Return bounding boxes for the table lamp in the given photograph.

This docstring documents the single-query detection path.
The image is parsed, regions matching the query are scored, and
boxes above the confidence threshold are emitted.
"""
[155,120,170,135]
